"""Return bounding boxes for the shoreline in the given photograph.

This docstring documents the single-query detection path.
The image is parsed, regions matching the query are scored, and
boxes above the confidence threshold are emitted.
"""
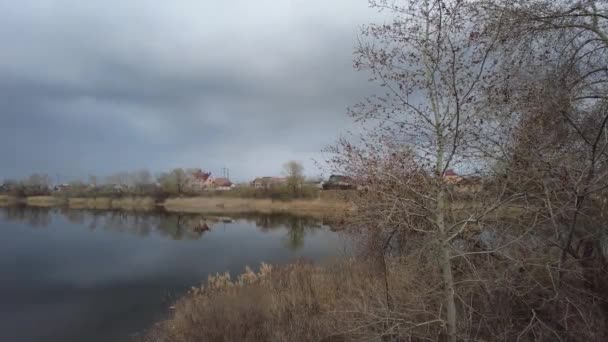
[0,195,352,218]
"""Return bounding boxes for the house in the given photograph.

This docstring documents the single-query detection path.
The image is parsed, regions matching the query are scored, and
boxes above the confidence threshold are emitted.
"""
[112,184,128,191]
[443,169,463,184]
[187,169,212,192]
[251,177,287,189]
[53,183,71,192]
[323,175,355,190]
[208,177,233,191]
[306,180,324,189]
[304,177,325,189]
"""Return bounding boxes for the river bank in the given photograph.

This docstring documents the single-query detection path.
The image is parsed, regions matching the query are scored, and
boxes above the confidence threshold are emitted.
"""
[163,197,350,216]
[0,195,20,206]
[0,195,352,218]
[142,259,392,342]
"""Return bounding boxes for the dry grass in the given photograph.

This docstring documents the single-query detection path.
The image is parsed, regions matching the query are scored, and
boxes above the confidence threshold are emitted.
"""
[142,259,424,342]
[111,197,156,211]
[0,195,20,206]
[68,197,112,209]
[6,194,351,217]
[25,196,66,207]
[142,236,608,341]
[68,197,156,211]
[162,197,351,218]
[319,190,358,201]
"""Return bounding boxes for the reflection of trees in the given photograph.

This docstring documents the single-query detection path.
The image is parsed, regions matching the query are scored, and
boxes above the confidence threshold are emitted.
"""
[88,211,218,240]
[156,213,211,240]
[1,206,52,228]
[253,214,321,232]
[284,218,306,250]
[28,209,51,227]
[0,207,329,246]
[133,214,153,237]
[102,212,155,238]
[281,216,320,251]
[87,211,106,231]
[245,213,323,251]
[61,208,86,225]
[81,211,217,240]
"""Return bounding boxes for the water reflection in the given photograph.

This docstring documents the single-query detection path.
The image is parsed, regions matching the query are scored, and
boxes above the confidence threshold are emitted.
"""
[0,206,330,250]
[0,206,346,342]
[1,205,52,228]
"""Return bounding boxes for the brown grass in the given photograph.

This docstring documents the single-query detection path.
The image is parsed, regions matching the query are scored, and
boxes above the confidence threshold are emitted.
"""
[0,195,20,206]
[68,197,156,211]
[141,259,422,342]
[68,197,112,209]
[111,197,155,211]
[142,239,608,341]
[319,190,358,201]
[7,194,351,217]
[25,196,66,207]
[162,197,352,218]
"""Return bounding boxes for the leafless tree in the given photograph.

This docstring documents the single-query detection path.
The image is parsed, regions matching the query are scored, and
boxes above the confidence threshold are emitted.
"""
[325,0,608,339]
[158,168,188,196]
[22,173,51,196]
[325,1,527,340]
[476,1,608,337]
[283,160,305,196]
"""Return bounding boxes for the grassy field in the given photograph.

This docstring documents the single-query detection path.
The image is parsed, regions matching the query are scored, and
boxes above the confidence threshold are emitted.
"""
[162,197,352,217]
[67,197,156,211]
[111,197,155,210]
[1,193,353,217]
[68,197,113,210]
[0,195,20,206]
[25,196,66,207]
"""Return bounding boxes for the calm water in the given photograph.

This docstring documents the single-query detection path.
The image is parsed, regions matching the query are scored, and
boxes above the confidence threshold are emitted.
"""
[0,206,348,342]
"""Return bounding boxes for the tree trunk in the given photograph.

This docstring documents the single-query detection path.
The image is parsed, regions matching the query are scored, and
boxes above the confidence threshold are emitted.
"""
[437,188,458,342]
[440,240,457,342]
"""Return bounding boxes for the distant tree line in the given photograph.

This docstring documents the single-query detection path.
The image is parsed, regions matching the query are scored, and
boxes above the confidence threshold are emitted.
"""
[0,161,320,200]
[0,169,185,199]
[0,174,52,197]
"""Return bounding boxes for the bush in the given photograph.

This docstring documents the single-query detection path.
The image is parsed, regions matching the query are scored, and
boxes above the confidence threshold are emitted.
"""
[142,262,342,342]
[144,247,608,342]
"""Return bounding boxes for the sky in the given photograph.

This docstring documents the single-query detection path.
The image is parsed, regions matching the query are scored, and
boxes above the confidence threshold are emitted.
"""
[0,0,381,182]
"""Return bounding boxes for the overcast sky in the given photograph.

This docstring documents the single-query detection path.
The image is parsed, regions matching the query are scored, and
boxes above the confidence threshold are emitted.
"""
[0,0,382,182]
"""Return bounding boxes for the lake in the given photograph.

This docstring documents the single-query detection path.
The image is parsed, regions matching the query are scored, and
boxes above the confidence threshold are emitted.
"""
[0,206,349,342]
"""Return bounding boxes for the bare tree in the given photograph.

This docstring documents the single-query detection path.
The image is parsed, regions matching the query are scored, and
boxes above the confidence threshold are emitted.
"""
[22,173,51,196]
[326,1,518,340]
[132,169,153,195]
[489,0,608,260]
[477,1,608,337]
[158,168,188,196]
[283,161,305,196]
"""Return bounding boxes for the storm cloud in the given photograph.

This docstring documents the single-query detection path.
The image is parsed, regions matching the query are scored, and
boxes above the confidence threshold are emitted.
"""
[0,0,380,181]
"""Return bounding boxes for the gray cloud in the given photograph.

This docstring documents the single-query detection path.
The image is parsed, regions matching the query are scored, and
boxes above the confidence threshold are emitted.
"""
[0,0,380,181]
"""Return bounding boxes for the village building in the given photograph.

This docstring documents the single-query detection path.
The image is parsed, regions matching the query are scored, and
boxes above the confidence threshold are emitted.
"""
[251,177,287,189]
[208,177,233,191]
[443,169,463,184]
[323,175,355,190]
[185,169,212,193]
[183,169,234,192]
